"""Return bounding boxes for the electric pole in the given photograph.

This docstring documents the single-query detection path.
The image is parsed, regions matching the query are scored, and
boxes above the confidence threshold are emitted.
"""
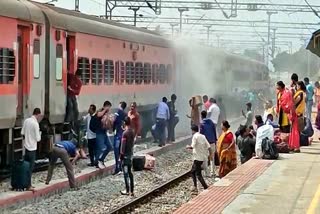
[271,28,277,58]
[128,7,140,26]
[178,7,189,34]
[217,35,220,48]
[204,25,212,45]
[266,11,277,66]
[105,0,108,19]
[75,0,79,11]
[170,23,179,38]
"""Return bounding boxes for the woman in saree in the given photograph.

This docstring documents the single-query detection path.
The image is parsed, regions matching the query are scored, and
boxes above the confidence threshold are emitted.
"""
[288,81,306,153]
[315,81,320,106]
[217,120,237,178]
[276,81,291,134]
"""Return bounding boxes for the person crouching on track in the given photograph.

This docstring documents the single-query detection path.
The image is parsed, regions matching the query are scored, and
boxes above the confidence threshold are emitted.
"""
[45,139,81,189]
[186,125,211,193]
[199,110,217,178]
[120,117,135,196]
[113,101,127,175]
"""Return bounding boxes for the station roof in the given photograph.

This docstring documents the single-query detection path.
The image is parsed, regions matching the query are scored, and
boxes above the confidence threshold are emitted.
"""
[306,29,320,57]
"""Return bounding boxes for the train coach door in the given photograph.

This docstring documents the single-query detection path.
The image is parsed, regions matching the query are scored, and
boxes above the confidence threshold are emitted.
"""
[17,26,30,122]
[66,34,75,73]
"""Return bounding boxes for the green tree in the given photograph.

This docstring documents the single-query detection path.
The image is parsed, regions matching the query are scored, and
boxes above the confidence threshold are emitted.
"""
[272,49,320,78]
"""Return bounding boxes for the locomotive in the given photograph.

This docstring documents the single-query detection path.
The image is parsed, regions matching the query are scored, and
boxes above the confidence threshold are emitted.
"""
[0,0,269,175]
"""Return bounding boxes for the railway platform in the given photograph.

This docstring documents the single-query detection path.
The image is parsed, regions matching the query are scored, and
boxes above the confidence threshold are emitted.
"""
[174,136,320,214]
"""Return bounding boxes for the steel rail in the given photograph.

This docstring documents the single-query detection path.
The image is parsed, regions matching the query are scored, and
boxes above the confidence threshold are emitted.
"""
[108,170,191,214]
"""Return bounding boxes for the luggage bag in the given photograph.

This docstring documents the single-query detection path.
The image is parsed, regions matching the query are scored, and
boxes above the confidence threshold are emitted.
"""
[11,160,31,191]
[132,156,145,171]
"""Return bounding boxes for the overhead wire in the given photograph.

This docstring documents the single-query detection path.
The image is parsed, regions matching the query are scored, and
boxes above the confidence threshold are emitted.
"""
[303,0,320,19]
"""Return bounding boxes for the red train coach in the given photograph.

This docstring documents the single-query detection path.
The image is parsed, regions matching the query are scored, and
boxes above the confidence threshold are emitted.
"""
[0,0,174,173]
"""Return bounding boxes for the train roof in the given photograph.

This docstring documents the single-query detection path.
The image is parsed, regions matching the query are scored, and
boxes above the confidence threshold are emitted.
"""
[0,0,171,47]
[32,1,171,47]
[0,0,44,23]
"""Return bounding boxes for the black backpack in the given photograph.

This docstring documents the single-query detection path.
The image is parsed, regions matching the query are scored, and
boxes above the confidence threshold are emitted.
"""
[89,115,101,133]
[261,137,279,160]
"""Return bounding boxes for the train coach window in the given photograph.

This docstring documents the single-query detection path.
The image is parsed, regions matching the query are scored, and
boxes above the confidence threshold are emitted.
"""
[0,48,15,84]
[135,62,143,85]
[116,61,125,84]
[126,62,134,84]
[56,44,63,81]
[77,57,90,85]
[144,63,151,84]
[104,60,114,85]
[33,40,40,79]
[166,64,172,83]
[91,59,103,85]
[159,64,166,84]
[152,64,158,84]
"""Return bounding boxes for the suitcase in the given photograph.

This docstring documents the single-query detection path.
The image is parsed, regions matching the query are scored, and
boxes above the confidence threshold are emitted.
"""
[11,160,31,191]
[132,156,145,171]
[144,154,155,170]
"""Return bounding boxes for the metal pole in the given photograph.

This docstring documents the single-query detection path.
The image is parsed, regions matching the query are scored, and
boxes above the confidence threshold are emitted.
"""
[178,8,188,34]
[266,11,277,66]
[105,0,108,19]
[75,0,79,11]
[129,7,140,27]
[271,28,276,58]
[204,25,212,45]
[134,10,137,26]
[262,44,265,63]
[170,23,178,38]
[179,10,183,33]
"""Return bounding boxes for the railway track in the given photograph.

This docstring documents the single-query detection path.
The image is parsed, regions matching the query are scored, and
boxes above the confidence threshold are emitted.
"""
[108,170,191,214]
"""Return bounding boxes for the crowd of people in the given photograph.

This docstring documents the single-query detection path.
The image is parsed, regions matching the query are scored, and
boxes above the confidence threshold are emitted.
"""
[186,73,319,193]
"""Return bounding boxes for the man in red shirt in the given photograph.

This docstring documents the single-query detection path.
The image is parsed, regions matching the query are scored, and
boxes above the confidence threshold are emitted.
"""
[128,102,141,139]
[202,95,212,111]
[65,69,82,129]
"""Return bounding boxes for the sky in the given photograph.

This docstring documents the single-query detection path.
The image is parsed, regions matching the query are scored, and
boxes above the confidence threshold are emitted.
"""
[34,0,320,56]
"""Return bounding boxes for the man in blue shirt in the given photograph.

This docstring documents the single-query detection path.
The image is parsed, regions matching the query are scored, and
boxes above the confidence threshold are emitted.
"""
[113,101,127,175]
[45,139,81,189]
[200,110,217,178]
[155,97,170,147]
[304,77,314,120]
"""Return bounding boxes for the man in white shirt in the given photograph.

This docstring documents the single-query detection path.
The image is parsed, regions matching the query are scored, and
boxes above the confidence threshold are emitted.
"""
[83,104,97,166]
[255,124,274,158]
[155,97,170,147]
[207,98,220,134]
[186,125,212,193]
[21,108,42,190]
